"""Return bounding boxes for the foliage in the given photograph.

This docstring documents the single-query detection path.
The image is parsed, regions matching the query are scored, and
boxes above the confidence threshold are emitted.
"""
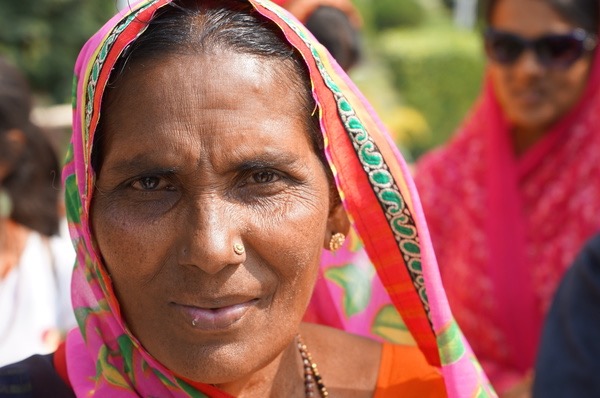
[350,49,429,162]
[378,24,485,157]
[0,1,117,104]
[370,0,426,31]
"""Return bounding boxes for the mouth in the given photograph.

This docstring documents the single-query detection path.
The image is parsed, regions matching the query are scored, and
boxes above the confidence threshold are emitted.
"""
[512,88,546,107]
[172,298,260,331]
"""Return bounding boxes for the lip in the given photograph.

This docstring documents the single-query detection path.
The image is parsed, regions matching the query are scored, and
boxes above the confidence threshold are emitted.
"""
[512,88,546,107]
[172,298,259,331]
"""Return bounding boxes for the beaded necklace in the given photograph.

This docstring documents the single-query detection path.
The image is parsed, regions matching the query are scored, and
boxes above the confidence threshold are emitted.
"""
[297,335,328,397]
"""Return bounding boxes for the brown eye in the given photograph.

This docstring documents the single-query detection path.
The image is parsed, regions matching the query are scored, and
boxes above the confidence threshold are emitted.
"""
[133,176,162,190]
[252,171,278,184]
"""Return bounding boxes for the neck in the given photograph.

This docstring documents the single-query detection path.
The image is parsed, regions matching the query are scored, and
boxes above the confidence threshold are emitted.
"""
[511,125,547,156]
[215,337,305,398]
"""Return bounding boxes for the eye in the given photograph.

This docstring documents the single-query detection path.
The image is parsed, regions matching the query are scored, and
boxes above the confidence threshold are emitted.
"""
[252,171,279,184]
[131,176,172,191]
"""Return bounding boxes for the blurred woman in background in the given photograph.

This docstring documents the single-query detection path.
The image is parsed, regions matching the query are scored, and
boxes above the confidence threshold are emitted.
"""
[415,0,600,395]
[0,56,76,366]
[272,0,361,71]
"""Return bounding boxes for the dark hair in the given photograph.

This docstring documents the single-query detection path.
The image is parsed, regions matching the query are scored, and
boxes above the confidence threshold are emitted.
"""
[92,0,325,175]
[305,6,361,71]
[483,0,599,34]
[0,57,60,236]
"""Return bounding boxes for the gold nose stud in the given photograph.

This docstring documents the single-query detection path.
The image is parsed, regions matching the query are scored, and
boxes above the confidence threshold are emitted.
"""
[233,243,245,255]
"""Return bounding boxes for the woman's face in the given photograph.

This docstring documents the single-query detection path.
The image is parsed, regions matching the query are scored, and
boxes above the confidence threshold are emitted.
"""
[488,0,594,135]
[91,51,337,384]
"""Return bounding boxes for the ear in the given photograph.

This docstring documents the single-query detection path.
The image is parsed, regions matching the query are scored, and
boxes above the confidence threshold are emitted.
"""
[5,128,26,149]
[324,201,351,250]
[0,129,26,181]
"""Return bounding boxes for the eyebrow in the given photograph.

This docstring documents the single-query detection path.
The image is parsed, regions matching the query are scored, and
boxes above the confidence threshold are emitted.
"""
[235,153,304,170]
[102,154,179,177]
[101,150,306,177]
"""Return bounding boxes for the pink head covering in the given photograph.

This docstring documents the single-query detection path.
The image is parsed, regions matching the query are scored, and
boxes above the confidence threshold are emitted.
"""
[62,0,493,396]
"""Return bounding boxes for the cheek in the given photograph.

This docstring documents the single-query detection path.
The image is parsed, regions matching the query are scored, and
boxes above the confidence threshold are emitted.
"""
[553,63,591,111]
[251,188,330,303]
[261,199,327,274]
[489,66,511,107]
[91,196,174,286]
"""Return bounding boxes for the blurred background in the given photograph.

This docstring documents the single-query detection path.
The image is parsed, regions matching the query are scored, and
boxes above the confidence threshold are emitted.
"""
[0,0,485,161]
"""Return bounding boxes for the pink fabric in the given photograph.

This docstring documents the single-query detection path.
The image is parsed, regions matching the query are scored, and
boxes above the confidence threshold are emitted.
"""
[415,40,600,391]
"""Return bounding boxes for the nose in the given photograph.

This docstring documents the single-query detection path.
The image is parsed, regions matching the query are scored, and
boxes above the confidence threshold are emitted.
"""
[513,48,545,78]
[177,196,245,274]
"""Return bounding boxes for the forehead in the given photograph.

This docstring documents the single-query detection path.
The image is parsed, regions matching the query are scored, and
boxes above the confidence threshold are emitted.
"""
[491,0,576,35]
[98,50,315,168]
[106,50,304,119]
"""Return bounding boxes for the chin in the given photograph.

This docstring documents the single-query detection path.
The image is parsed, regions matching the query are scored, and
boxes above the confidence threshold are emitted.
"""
[511,110,556,134]
[154,333,286,384]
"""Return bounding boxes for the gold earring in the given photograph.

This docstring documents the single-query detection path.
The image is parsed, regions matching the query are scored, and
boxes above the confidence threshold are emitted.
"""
[329,233,345,252]
[233,243,245,255]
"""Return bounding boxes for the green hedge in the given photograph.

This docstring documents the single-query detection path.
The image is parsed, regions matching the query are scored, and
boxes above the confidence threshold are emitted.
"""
[0,1,116,103]
[378,26,485,157]
[371,0,426,30]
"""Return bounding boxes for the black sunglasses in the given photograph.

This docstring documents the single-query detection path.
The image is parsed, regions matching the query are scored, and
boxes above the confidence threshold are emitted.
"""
[484,28,597,69]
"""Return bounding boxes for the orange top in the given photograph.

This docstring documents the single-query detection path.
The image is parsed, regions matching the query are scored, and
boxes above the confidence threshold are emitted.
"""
[374,343,447,398]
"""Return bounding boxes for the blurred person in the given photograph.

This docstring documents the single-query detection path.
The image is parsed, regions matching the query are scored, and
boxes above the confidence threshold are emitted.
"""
[533,233,600,397]
[272,0,361,71]
[0,56,76,366]
[414,0,600,395]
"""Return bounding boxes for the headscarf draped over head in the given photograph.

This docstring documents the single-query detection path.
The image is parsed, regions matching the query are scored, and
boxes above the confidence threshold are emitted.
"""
[63,0,494,396]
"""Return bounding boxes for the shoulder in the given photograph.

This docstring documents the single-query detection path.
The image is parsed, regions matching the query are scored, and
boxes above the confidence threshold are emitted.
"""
[0,354,74,398]
[533,233,600,397]
[578,234,600,272]
[413,136,473,210]
[299,323,446,397]
[558,233,600,302]
[415,128,474,169]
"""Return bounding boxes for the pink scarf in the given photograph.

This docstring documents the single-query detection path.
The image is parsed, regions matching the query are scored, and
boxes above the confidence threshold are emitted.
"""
[416,33,600,391]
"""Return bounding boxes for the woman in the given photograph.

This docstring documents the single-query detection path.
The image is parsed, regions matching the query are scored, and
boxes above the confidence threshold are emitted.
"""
[0,57,76,366]
[415,0,600,394]
[1,0,493,396]
[271,0,362,71]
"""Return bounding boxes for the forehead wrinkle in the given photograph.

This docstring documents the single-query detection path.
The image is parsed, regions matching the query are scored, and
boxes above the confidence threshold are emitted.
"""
[103,51,315,175]
[109,52,308,128]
